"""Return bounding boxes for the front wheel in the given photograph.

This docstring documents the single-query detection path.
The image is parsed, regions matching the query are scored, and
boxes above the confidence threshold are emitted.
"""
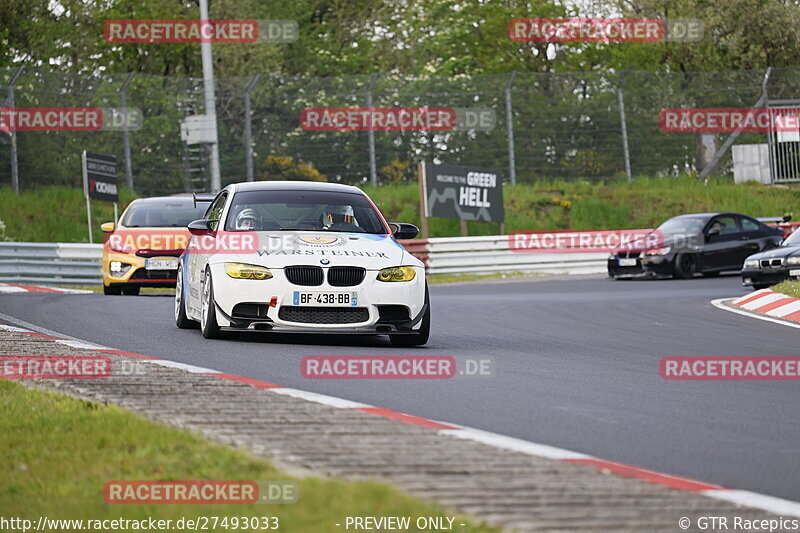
[175,267,198,329]
[673,253,696,279]
[390,285,430,347]
[201,269,222,339]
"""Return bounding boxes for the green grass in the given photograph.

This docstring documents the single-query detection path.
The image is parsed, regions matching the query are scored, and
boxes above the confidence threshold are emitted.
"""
[771,280,800,297]
[1,176,798,242]
[0,186,137,243]
[0,380,495,532]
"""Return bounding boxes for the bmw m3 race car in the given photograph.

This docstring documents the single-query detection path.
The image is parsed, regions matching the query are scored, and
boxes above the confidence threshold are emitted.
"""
[174,181,429,346]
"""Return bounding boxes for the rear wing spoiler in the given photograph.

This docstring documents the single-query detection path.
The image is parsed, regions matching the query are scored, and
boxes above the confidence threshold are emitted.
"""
[193,193,217,209]
[757,215,792,224]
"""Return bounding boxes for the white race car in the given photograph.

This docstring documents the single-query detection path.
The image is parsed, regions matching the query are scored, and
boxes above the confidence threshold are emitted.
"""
[175,181,429,346]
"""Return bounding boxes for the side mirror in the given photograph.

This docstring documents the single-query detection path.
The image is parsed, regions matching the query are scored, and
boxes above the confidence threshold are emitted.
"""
[706,226,720,237]
[390,222,419,240]
[100,222,115,233]
[188,219,216,236]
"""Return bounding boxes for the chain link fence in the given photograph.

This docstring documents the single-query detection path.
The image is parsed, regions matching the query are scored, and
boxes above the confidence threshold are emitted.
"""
[1,66,798,195]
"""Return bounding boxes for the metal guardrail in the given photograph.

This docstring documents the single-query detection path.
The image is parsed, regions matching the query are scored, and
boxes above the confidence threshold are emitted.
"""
[0,237,607,286]
[0,242,103,285]
[399,235,608,276]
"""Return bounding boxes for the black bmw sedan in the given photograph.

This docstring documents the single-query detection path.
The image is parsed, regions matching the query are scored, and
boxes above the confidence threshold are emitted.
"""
[608,212,785,280]
[741,228,800,289]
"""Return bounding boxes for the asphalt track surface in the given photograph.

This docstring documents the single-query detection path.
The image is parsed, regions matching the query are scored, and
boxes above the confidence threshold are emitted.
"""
[2,274,798,501]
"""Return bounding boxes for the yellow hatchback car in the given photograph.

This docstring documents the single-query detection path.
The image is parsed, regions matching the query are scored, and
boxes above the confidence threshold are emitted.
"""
[101,195,212,295]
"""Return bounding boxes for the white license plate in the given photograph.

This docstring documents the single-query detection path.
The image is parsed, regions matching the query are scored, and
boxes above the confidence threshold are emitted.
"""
[618,258,637,267]
[790,269,800,277]
[292,291,358,307]
[145,257,179,270]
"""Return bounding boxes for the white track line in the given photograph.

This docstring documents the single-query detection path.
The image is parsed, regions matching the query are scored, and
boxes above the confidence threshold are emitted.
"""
[270,387,370,409]
[711,298,800,330]
[440,427,591,460]
[144,359,220,374]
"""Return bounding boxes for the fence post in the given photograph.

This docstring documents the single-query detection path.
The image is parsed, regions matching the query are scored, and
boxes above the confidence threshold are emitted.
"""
[366,73,379,185]
[8,66,24,193]
[700,67,772,184]
[119,73,135,190]
[244,74,261,182]
[617,71,632,182]
[505,71,517,185]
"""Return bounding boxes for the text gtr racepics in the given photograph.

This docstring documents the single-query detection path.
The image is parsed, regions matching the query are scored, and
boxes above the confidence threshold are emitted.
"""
[174,181,430,346]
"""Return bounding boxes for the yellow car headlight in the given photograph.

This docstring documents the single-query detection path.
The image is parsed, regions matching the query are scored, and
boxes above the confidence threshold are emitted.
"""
[376,266,416,282]
[224,263,273,280]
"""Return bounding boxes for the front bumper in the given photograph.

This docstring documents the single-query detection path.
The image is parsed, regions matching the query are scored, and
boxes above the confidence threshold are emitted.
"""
[208,263,427,332]
[102,251,179,288]
[608,255,673,279]
[741,266,800,286]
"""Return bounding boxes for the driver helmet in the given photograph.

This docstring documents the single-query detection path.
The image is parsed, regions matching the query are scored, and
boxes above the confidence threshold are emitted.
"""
[323,205,355,228]
[235,208,260,230]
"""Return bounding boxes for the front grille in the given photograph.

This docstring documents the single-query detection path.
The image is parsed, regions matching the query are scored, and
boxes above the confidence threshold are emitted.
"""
[328,266,366,287]
[278,306,369,324]
[761,258,783,268]
[619,252,641,259]
[285,266,323,286]
[135,249,183,258]
[129,269,177,280]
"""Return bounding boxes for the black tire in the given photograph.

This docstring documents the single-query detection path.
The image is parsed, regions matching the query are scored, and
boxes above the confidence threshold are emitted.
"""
[175,267,199,329]
[752,283,772,290]
[201,268,222,339]
[702,271,721,278]
[122,286,140,296]
[673,253,696,279]
[390,285,430,347]
[103,284,122,295]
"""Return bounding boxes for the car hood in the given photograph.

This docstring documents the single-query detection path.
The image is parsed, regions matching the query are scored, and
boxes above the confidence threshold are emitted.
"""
[216,231,419,270]
[747,244,800,260]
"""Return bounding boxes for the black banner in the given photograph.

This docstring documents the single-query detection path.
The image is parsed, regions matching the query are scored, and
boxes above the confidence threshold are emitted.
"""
[423,163,504,222]
[83,151,118,202]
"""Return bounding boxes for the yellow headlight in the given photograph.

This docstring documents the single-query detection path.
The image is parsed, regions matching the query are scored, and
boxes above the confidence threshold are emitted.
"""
[376,266,416,282]
[224,263,273,280]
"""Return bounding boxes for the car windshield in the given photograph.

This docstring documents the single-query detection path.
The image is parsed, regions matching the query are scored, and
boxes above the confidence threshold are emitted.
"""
[656,216,706,236]
[783,229,800,246]
[121,201,207,228]
[224,190,387,234]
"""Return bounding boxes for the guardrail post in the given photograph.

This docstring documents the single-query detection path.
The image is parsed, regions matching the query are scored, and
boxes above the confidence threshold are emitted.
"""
[505,71,517,185]
[617,71,632,182]
[367,73,380,186]
[8,66,25,193]
[244,74,261,182]
[119,73,135,190]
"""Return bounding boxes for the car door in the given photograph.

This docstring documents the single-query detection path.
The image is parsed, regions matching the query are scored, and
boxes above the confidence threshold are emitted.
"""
[188,191,228,313]
[736,215,767,264]
[701,215,741,270]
